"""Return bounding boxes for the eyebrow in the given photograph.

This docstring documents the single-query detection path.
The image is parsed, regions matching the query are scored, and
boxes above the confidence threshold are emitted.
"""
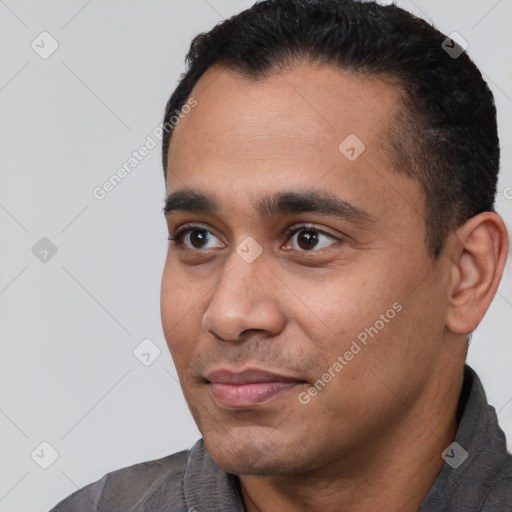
[163,188,374,226]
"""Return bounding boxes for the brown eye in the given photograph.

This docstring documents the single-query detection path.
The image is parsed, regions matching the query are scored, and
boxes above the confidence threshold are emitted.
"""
[297,230,320,250]
[284,224,341,252]
[169,224,223,250]
[187,229,210,249]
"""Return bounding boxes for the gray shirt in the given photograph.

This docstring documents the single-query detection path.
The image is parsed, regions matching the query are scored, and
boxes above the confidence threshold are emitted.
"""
[49,365,512,511]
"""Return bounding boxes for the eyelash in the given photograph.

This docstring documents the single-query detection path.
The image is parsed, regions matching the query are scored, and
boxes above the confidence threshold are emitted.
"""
[167,223,342,252]
[167,223,210,245]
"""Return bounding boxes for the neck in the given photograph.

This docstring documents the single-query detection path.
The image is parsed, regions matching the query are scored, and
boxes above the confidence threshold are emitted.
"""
[239,362,464,512]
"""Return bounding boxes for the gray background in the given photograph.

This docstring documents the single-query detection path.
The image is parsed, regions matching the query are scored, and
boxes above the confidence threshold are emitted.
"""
[0,1,511,511]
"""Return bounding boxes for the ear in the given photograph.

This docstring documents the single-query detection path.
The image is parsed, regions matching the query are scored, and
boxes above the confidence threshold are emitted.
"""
[445,212,509,334]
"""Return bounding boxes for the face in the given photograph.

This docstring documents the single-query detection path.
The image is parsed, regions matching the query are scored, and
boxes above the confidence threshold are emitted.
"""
[161,62,452,477]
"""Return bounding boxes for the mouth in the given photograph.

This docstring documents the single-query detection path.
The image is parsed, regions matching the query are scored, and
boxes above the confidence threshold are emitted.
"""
[204,368,307,408]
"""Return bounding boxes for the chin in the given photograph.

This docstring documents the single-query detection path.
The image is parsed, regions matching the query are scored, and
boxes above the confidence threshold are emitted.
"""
[203,429,313,476]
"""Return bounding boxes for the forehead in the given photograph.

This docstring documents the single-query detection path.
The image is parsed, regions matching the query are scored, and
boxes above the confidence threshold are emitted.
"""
[165,63,422,232]
[168,63,402,173]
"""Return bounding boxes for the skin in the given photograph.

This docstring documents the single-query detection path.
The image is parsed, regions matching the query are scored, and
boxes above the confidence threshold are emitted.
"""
[160,62,509,511]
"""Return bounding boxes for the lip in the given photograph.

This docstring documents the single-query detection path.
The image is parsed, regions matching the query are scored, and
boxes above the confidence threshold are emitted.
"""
[205,368,306,408]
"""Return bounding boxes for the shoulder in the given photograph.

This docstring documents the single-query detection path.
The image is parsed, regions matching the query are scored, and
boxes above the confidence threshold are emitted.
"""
[49,449,191,511]
[481,459,512,511]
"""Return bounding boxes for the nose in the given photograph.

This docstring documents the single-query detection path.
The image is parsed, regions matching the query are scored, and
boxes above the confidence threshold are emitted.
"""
[201,249,286,343]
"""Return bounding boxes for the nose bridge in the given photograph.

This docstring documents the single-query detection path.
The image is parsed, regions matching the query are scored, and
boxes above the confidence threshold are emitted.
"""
[201,247,284,342]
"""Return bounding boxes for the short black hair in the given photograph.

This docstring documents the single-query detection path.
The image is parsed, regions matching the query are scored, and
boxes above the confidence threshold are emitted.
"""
[161,0,499,258]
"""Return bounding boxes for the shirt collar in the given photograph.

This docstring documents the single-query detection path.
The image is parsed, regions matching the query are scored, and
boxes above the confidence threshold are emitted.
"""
[418,364,510,510]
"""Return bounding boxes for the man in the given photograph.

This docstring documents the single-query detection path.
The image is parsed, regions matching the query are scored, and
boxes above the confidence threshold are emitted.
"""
[50,0,511,510]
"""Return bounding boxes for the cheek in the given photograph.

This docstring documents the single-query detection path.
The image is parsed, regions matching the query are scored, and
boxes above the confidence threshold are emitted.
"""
[293,254,434,370]
[160,260,202,359]
[160,263,178,336]
[287,263,389,343]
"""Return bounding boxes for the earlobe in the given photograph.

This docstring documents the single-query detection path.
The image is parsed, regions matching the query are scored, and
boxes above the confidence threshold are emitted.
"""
[445,212,509,335]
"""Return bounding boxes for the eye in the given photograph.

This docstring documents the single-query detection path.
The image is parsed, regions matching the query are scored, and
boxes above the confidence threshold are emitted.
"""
[168,223,342,252]
[168,223,224,250]
[283,224,341,252]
